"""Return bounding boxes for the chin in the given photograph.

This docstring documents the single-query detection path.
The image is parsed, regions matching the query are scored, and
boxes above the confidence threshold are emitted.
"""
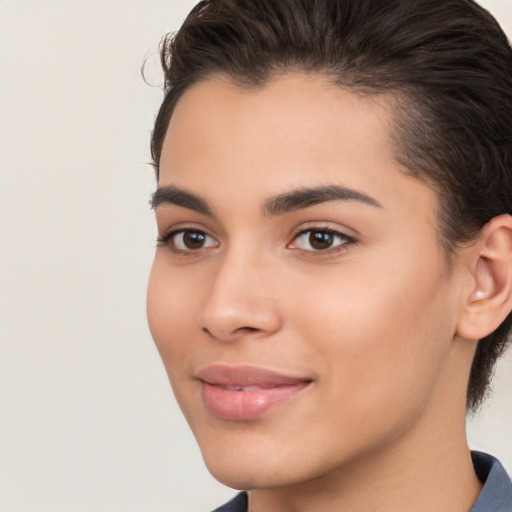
[198,430,346,493]
[206,466,261,491]
[196,431,305,490]
[203,456,297,491]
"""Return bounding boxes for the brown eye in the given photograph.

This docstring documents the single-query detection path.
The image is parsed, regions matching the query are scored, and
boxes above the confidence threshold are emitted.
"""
[181,231,207,249]
[290,228,354,252]
[162,229,218,252]
[309,230,335,250]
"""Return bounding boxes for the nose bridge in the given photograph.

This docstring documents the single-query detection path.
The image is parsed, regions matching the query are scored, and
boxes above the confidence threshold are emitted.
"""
[200,241,281,341]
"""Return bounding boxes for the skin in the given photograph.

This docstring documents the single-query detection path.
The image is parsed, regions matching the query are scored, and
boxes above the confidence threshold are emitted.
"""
[147,74,487,512]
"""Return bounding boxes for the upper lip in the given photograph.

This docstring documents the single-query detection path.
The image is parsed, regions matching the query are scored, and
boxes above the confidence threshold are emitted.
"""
[197,365,312,388]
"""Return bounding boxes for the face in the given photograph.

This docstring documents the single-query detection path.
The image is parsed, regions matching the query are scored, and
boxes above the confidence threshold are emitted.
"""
[147,74,469,490]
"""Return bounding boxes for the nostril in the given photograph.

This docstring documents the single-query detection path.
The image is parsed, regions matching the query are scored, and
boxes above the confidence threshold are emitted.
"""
[202,325,261,341]
[237,326,259,333]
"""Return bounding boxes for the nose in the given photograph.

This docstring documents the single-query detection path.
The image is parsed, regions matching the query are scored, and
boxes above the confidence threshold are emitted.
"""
[200,250,282,343]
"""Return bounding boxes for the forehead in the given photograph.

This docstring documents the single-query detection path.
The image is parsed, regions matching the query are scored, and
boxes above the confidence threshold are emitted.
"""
[163,74,392,176]
[164,73,395,158]
[159,73,438,229]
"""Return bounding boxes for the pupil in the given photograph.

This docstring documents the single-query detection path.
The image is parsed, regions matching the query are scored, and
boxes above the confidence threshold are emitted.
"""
[309,231,333,250]
[184,231,205,249]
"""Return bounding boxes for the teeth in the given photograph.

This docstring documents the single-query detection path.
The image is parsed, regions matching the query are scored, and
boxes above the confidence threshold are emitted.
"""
[223,385,261,391]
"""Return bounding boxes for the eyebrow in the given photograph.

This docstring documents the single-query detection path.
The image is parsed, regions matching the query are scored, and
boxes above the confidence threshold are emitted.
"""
[150,186,213,215]
[150,184,382,216]
[262,185,382,216]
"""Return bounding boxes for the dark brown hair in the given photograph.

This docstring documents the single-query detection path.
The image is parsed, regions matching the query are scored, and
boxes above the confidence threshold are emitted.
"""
[149,0,512,412]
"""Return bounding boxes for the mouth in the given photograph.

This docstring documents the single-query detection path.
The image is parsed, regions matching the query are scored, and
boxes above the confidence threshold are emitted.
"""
[197,365,312,421]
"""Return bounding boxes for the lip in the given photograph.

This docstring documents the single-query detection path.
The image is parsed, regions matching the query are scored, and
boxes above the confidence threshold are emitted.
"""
[197,365,312,421]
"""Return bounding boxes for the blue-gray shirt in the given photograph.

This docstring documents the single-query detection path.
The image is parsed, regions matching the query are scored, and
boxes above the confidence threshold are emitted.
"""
[213,452,512,512]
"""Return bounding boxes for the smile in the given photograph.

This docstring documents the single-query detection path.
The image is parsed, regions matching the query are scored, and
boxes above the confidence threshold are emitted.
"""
[198,365,312,421]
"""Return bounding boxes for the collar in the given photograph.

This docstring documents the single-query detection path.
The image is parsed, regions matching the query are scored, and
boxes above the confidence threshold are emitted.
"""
[470,451,512,512]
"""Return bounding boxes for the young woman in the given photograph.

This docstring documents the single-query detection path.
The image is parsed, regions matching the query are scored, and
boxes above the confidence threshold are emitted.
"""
[146,1,512,510]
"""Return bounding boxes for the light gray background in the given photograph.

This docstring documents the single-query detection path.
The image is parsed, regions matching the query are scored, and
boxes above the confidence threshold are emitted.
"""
[1,1,511,511]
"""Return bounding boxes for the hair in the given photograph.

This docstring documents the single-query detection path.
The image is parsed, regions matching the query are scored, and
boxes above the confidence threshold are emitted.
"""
[149,0,512,413]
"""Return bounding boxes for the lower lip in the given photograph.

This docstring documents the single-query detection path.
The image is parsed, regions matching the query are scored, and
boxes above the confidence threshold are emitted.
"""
[201,382,310,421]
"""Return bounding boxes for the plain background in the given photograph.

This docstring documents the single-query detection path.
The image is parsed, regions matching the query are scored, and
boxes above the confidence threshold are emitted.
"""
[1,1,511,511]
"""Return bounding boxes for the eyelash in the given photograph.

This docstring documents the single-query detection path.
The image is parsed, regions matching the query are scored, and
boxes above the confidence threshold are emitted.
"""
[156,227,356,255]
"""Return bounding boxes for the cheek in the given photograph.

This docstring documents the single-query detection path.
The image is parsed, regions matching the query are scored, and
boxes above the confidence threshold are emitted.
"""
[290,253,456,416]
[146,256,199,367]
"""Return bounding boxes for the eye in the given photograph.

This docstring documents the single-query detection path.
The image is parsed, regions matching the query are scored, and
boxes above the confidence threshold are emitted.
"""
[158,229,218,252]
[289,228,354,252]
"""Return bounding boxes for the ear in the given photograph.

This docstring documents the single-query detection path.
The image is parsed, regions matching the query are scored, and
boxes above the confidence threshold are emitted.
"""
[456,214,512,340]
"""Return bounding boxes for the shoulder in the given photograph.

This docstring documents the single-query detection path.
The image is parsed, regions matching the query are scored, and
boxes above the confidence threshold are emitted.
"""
[211,492,248,512]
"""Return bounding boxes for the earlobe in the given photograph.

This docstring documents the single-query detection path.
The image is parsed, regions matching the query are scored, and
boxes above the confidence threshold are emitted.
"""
[457,214,512,340]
